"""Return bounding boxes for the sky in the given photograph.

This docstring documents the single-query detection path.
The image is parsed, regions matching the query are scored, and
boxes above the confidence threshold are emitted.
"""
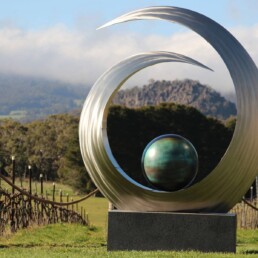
[0,0,257,94]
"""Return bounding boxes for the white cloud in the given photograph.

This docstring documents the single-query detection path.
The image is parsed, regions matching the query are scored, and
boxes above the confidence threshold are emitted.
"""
[0,22,256,95]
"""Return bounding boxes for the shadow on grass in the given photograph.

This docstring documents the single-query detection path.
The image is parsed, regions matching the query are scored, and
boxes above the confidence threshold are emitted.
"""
[0,244,44,249]
[241,250,258,255]
[0,243,106,248]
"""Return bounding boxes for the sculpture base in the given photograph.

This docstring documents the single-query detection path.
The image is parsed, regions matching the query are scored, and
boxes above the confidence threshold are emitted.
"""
[107,210,236,253]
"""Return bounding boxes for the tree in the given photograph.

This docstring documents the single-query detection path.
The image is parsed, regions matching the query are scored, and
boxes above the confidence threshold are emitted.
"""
[225,116,236,133]
[0,119,28,177]
[57,128,94,193]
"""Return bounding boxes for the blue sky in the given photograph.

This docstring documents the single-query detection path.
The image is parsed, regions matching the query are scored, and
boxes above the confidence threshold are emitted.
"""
[0,0,257,30]
[0,0,257,94]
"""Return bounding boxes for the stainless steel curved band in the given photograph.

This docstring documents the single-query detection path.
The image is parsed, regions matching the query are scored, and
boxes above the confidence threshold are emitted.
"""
[79,6,258,212]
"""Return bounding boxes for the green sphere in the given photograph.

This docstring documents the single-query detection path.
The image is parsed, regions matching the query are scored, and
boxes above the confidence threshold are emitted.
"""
[142,134,198,191]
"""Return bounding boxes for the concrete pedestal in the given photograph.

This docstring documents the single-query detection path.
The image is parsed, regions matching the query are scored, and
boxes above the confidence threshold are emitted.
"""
[107,210,236,253]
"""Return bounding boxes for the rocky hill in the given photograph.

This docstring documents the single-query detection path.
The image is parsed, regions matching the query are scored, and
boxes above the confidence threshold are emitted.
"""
[112,79,236,120]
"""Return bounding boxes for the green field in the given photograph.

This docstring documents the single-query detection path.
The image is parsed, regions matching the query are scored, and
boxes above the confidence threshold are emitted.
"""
[0,197,258,258]
[1,178,77,197]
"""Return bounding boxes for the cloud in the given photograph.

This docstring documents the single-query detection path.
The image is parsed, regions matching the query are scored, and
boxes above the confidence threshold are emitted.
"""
[0,22,256,94]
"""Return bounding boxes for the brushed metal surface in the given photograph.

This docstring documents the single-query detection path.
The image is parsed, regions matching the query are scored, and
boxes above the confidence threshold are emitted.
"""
[79,6,258,212]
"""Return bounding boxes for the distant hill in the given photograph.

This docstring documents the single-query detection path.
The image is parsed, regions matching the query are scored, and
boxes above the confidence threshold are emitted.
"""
[0,74,89,121]
[112,79,237,120]
[0,74,236,121]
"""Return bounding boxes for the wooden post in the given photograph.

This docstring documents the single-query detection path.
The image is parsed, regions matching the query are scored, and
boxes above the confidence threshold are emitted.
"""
[250,186,253,202]
[52,183,55,202]
[66,193,69,210]
[40,173,43,196]
[28,165,32,195]
[28,165,32,218]
[11,155,16,232]
[60,189,62,203]
[11,156,15,194]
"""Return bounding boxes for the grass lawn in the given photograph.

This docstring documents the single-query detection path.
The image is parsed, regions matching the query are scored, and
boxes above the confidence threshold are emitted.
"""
[0,197,257,257]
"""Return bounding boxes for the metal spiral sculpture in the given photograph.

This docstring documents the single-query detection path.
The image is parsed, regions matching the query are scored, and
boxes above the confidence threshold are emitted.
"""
[79,6,258,212]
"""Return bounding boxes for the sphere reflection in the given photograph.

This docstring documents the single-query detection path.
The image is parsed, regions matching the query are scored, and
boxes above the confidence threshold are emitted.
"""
[142,134,198,191]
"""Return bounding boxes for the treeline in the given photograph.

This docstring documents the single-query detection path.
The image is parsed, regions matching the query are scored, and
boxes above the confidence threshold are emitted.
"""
[108,104,235,186]
[0,114,92,193]
[0,104,236,193]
